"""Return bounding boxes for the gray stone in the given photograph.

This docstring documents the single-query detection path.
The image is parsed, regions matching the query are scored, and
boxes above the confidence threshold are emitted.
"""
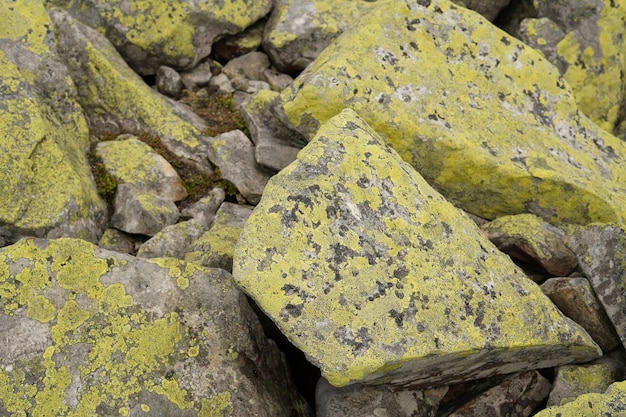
[155,65,184,98]
[111,184,180,236]
[180,61,213,91]
[222,51,272,82]
[535,381,626,417]
[98,228,138,254]
[180,187,226,227]
[206,130,273,204]
[209,73,235,94]
[316,378,448,417]
[451,0,511,21]
[517,18,566,64]
[262,68,295,91]
[137,219,206,259]
[541,277,621,352]
[212,20,265,62]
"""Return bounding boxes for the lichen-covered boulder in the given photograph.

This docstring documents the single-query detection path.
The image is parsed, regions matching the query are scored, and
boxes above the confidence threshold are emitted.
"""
[233,109,600,389]
[0,0,107,246]
[0,237,310,416]
[44,0,272,75]
[49,9,212,173]
[535,381,626,417]
[547,362,622,407]
[274,0,626,225]
[263,0,378,73]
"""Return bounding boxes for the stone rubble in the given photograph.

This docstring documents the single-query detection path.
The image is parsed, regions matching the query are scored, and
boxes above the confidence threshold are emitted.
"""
[1,0,626,415]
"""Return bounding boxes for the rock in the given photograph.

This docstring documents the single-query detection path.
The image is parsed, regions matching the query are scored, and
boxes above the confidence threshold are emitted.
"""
[564,224,626,350]
[241,90,305,171]
[45,0,273,75]
[451,0,511,21]
[263,0,378,73]
[49,9,212,173]
[233,109,600,389]
[209,72,236,94]
[111,184,180,236]
[541,277,621,352]
[274,0,626,225]
[447,370,551,417]
[98,228,138,254]
[206,130,273,204]
[0,237,310,416]
[0,0,107,245]
[155,65,184,98]
[535,380,626,417]
[481,214,578,278]
[180,61,213,91]
[180,187,227,227]
[136,219,206,259]
[186,203,254,271]
[213,19,265,62]
[262,68,295,91]
[222,51,272,83]
[547,361,621,407]
[517,17,566,64]
[316,377,448,417]
[94,136,188,202]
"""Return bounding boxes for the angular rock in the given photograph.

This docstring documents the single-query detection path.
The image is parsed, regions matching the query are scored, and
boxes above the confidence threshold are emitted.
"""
[180,187,227,228]
[241,90,305,171]
[136,219,206,259]
[0,237,310,416]
[45,0,272,75]
[233,109,600,389]
[564,224,626,350]
[206,130,273,204]
[517,17,566,64]
[49,9,212,173]
[111,184,180,236]
[155,65,184,99]
[180,61,213,91]
[262,68,295,91]
[209,73,236,94]
[94,136,188,202]
[98,228,137,254]
[547,361,621,407]
[186,203,253,271]
[274,0,626,225]
[481,214,578,277]
[316,377,448,417]
[535,381,626,417]
[541,277,621,352]
[263,0,378,73]
[0,0,107,245]
[213,19,265,62]
[448,370,551,417]
[222,51,271,83]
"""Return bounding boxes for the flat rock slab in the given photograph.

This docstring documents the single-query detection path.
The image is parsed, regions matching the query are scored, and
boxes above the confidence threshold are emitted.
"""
[275,0,626,225]
[233,109,600,388]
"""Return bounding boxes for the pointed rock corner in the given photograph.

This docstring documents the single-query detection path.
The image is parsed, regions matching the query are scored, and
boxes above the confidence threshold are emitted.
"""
[233,109,600,388]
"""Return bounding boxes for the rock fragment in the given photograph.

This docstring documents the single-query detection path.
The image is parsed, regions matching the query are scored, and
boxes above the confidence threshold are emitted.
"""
[547,360,623,407]
[111,184,180,236]
[535,381,626,417]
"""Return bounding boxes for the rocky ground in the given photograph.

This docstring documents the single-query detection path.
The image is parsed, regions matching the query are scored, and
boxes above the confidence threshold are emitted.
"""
[1,0,626,416]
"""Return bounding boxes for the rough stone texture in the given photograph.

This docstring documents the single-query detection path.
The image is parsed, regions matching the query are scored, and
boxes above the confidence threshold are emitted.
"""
[241,90,305,171]
[209,73,236,94]
[222,51,271,84]
[519,0,626,137]
[517,17,566,64]
[262,68,295,91]
[95,136,188,202]
[0,238,310,416]
[564,224,626,350]
[451,0,511,21]
[481,214,578,277]
[541,277,621,352]
[111,184,180,236]
[233,109,600,389]
[180,187,226,228]
[0,0,107,245]
[155,66,184,99]
[98,228,137,254]
[447,370,551,417]
[180,61,213,91]
[136,219,206,259]
[263,0,378,73]
[547,362,620,407]
[535,380,626,417]
[213,19,265,62]
[49,9,212,173]
[274,0,626,225]
[316,377,448,417]
[206,130,273,204]
[186,203,253,271]
[44,0,272,75]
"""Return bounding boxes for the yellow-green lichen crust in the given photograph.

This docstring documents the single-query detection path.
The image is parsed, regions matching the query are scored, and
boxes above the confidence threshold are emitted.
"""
[548,363,616,406]
[233,109,600,388]
[536,381,626,416]
[276,0,626,225]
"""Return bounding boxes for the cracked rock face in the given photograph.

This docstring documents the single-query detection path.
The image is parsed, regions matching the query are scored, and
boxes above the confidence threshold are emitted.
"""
[233,109,600,389]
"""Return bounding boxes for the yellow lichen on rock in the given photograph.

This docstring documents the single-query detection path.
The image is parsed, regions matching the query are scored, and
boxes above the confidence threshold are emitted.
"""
[536,381,626,416]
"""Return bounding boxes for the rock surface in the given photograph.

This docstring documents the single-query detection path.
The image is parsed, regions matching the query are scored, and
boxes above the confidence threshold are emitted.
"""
[535,380,626,417]
[233,109,600,389]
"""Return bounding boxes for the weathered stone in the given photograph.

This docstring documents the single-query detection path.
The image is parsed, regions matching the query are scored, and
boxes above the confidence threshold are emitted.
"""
[274,0,626,225]
[45,0,272,75]
[136,219,206,259]
[517,18,566,64]
[212,19,265,62]
[481,214,578,277]
[180,61,213,91]
[535,381,626,417]
[316,377,448,417]
[241,90,305,171]
[111,184,180,236]
[447,370,551,417]
[222,51,272,83]
[233,109,600,389]
[98,228,137,254]
[206,130,273,204]
[180,187,226,228]
[547,361,621,407]
[263,0,378,73]
[564,224,626,350]
[155,65,184,99]
[0,237,310,416]
[49,9,212,173]
[541,277,621,352]
[262,68,295,91]
[94,136,188,202]
[186,203,253,271]
[209,73,236,94]
[245,80,271,94]
[0,0,107,245]
[451,0,511,21]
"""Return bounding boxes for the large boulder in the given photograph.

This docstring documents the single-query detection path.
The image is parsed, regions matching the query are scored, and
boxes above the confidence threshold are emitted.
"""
[233,109,600,389]
[0,237,310,416]
[274,0,626,225]
[0,0,107,245]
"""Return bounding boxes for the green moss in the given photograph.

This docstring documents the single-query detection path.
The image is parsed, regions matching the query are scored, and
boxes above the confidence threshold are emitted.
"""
[179,91,249,137]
